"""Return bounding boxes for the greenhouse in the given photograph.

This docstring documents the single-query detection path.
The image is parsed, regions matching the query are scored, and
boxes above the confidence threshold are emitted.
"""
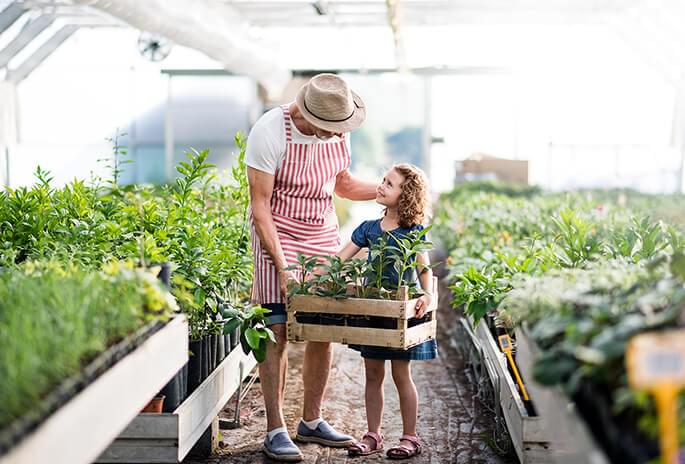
[1,1,685,463]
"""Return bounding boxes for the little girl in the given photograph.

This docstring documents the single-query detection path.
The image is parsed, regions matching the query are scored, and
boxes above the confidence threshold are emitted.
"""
[337,163,437,459]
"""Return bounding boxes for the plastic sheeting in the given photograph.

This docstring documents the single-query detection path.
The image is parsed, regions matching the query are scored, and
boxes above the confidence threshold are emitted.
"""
[72,0,290,98]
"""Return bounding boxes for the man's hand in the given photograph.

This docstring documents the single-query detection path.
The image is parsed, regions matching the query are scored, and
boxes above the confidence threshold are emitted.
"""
[415,293,432,318]
[279,269,297,297]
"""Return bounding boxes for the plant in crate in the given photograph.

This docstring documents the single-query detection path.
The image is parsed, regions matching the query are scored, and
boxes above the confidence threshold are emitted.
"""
[387,226,434,298]
[286,253,320,296]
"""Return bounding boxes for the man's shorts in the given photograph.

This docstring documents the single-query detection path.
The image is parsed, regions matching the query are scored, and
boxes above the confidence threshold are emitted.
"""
[262,303,287,326]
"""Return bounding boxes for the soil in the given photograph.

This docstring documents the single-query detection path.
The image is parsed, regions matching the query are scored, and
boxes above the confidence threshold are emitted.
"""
[184,280,516,464]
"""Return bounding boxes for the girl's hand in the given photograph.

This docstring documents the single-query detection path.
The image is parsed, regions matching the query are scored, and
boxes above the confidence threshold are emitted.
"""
[415,293,432,318]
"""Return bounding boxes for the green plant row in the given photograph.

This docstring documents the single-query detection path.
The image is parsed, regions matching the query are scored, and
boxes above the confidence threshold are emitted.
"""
[433,186,684,324]
[0,134,270,343]
[433,181,685,454]
[499,255,685,445]
[0,261,176,431]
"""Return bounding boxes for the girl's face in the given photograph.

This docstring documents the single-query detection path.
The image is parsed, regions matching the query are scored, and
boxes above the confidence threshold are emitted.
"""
[376,168,405,208]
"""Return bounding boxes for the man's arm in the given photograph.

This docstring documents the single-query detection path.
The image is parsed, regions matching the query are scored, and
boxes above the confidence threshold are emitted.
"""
[247,167,293,294]
[334,169,376,201]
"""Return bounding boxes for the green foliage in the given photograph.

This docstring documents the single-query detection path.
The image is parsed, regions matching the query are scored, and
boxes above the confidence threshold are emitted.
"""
[0,133,256,346]
[0,262,176,430]
[219,303,274,363]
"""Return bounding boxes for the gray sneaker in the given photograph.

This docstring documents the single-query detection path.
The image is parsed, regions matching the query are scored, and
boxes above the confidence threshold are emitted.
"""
[262,431,303,462]
[295,420,354,447]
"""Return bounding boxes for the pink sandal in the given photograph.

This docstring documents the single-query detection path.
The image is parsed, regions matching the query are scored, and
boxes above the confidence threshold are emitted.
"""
[347,431,384,457]
[386,434,422,460]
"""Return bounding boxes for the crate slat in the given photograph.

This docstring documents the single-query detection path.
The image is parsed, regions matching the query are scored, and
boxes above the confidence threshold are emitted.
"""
[286,277,438,349]
[289,318,437,349]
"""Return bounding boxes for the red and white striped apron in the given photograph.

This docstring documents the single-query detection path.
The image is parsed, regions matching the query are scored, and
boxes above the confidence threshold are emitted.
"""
[250,104,351,304]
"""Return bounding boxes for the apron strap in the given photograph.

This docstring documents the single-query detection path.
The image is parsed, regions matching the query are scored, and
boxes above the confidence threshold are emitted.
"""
[281,104,293,143]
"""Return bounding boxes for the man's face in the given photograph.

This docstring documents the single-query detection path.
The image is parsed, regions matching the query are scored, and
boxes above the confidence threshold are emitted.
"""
[310,124,342,140]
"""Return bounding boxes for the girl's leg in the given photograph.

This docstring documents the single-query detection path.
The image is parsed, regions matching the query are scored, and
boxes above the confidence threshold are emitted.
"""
[390,360,419,449]
[362,358,385,447]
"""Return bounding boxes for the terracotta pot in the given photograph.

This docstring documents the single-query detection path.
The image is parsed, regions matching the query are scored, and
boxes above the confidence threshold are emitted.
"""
[141,395,165,413]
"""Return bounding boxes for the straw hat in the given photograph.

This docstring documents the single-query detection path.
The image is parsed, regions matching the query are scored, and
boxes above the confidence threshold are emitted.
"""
[295,73,366,133]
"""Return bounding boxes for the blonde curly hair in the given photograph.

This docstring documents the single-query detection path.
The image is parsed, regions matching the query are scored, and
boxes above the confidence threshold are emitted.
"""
[392,163,431,228]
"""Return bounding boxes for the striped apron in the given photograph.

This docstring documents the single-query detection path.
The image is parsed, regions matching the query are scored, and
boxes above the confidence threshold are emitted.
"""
[250,104,351,304]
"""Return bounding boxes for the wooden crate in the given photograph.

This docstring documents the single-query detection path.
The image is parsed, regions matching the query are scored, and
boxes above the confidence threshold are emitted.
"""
[0,316,188,464]
[468,316,552,463]
[287,277,438,349]
[515,328,610,464]
[96,345,257,463]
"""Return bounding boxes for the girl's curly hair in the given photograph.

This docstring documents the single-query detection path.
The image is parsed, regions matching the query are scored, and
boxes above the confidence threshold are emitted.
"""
[393,163,430,228]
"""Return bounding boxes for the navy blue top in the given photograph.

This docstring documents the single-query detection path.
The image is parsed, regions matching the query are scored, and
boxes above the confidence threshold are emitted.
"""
[350,219,426,288]
[349,218,437,361]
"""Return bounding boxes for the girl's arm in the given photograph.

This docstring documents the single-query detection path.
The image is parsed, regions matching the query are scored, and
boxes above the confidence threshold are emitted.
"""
[337,241,362,261]
[415,251,434,317]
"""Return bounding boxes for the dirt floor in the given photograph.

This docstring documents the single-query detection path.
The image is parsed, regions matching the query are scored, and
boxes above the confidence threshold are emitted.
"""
[185,281,516,464]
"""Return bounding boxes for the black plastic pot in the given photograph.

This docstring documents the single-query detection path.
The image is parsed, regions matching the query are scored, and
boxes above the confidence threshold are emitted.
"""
[201,336,210,381]
[369,316,397,329]
[155,262,171,288]
[180,362,188,402]
[212,334,219,368]
[295,312,321,325]
[210,335,218,372]
[188,339,203,395]
[159,369,182,412]
[224,334,230,354]
[347,315,371,327]
[230,327,240,350]
[319,314,346,326]
[217,334,226,362]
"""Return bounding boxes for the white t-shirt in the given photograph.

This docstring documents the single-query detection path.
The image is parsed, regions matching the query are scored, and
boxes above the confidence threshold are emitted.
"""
[245,106,351,175]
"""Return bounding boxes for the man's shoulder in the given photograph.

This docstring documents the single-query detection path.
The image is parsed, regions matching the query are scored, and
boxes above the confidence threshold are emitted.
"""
[253,106,284,131]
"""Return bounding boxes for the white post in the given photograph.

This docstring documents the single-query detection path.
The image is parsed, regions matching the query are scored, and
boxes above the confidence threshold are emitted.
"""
[671,79,685,193]
[0,81,18,188]
[422,75,432,186]
[164,75,174,182]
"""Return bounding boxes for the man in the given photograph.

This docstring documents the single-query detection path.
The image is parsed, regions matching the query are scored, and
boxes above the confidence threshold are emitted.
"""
[246,73,377,462]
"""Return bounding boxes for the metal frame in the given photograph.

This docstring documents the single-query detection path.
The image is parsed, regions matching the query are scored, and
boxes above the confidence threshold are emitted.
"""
[0,2,26,34]
[0,14,55,69]
[5,23,76,82]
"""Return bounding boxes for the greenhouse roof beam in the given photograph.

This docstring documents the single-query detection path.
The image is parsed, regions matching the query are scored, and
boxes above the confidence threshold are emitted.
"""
[0,14,54,69]
[6,24,77,83]
[228,0,645,26]
[0,2,27,35]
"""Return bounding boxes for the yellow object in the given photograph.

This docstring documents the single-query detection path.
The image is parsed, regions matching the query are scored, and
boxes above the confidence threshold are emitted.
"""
[626,330,685,464]
[498,334,530,402]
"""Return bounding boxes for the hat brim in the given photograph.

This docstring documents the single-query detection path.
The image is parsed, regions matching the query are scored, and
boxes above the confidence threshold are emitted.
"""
[295,85,366,133]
